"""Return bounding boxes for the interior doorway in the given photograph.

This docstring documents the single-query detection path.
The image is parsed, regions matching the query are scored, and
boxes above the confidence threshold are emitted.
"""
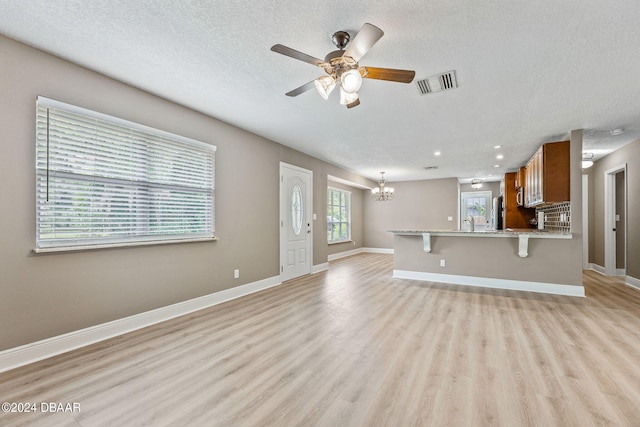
[582,174,589,270]
[604,164,627,276]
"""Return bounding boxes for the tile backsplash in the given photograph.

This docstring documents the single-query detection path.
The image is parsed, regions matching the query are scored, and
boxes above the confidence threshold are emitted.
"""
[536,202,571,233]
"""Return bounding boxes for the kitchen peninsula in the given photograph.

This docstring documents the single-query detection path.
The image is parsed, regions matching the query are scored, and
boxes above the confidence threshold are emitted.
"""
[389,229,584,297]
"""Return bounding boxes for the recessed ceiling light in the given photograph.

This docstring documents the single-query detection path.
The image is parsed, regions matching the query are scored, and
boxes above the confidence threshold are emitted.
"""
[434,151,441,156]
[494,145,502,149]
[494,164,500,168]
[610,128,624,136]
[496,154,504,160]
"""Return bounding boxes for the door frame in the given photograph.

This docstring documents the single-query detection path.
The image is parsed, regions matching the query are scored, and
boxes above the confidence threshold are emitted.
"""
[460,190,493,230]
[604,163,626,276]
[279,162,313,281]
[582,174,589,270]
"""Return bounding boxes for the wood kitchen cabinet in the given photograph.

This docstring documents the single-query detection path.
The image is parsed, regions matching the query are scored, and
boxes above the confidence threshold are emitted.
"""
[504,172,536,228]
[515,166,526,188]
[524,141,570,207]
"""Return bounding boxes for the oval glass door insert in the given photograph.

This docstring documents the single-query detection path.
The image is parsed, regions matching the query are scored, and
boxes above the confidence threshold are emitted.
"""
[291,184,303,235]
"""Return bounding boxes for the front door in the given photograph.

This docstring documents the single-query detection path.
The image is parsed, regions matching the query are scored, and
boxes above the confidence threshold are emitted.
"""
[280,163,312,281]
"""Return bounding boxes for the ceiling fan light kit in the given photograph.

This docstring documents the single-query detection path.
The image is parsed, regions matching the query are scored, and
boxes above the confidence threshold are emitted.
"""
[314,75,336,100]
[271,23,416,108]
[340,69,363,94]
[339,88,360,108]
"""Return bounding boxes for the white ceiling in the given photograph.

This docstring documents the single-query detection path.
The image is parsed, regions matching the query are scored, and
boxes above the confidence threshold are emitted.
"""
[2,0,640,183]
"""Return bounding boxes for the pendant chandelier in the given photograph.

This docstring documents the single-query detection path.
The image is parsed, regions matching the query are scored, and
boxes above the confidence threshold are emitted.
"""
[470,178,483,189]
[372,172,394,201]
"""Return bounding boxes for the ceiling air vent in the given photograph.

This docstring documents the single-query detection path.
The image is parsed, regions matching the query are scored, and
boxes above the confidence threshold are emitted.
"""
[416,70,458,95]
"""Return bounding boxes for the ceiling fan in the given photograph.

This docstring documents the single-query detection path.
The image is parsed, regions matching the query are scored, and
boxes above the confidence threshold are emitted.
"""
[271,23,416,108]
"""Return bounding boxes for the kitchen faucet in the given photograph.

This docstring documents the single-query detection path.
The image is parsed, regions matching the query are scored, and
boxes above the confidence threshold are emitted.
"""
[464,215,475,232]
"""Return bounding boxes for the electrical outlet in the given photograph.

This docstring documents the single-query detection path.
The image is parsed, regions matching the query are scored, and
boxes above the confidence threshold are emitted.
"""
[447,216,453,221]
[234,269,239,279]
[440,259,446,267]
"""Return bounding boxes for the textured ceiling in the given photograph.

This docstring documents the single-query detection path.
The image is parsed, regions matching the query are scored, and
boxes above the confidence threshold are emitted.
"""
[1,0,640,182]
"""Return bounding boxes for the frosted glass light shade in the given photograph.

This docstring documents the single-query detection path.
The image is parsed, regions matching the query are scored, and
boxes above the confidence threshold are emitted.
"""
[339,87,359,106]
[314,76,336,100]
[340,69,362,94]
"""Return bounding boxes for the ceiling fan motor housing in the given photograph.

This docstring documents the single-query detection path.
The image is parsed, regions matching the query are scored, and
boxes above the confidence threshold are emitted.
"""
[331,31,350,49]
[323,50,359,77]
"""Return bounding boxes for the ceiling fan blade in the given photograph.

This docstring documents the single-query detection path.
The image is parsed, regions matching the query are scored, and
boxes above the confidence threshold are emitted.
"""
[285,80,317,97]
[361,67,416,83]
[271,44,326,67]
[344,23,384,62]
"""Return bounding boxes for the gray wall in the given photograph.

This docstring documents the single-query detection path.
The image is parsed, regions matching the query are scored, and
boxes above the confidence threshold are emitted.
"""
[0,35,373,350]
[588,139,639,278]
[394,234,583,285]
[363,178,460,249]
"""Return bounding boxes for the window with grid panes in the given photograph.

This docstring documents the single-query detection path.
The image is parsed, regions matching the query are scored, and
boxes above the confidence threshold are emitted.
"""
[327,187,351,243]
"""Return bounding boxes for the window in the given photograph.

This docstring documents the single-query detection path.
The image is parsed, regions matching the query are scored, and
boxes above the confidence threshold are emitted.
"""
[327,187,351,243]
[35,97,216,251]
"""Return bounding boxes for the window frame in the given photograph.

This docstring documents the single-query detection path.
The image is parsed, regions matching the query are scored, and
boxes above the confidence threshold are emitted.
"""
[327,186,351,244]
[34,96,216,253]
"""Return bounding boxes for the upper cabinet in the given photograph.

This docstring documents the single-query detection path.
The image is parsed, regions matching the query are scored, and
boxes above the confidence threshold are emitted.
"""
[524,141,570,207]
[515,166,526,189]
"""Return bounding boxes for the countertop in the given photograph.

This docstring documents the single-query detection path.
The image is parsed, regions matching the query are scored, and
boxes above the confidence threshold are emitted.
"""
[389,229,572,257]
[388,229,572,239]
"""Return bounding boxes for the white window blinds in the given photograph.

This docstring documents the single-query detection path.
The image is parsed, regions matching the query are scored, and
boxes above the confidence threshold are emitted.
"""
[35,97,216,250]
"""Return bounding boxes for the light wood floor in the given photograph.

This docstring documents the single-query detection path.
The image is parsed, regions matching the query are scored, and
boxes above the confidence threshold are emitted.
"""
[1,253,640,426]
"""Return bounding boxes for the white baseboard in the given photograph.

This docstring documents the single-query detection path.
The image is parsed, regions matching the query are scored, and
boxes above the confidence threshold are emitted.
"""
[590,263,606,275]
[327,247,394,262]
[363,247,394,254]
[588,264,629,278]
[312,262,329,273]
[626,275,640,292]
[0,275,281,373]
[393,270,585,297]
[328,248,363,261]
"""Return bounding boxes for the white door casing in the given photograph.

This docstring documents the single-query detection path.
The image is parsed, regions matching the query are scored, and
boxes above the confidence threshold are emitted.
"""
[582,174,589,270]
[280,163,312,281]
[604,164,626,276]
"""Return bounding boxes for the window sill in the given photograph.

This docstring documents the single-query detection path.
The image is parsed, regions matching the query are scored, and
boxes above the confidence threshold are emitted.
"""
[33,237,218,254]
[328,240,353,246]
